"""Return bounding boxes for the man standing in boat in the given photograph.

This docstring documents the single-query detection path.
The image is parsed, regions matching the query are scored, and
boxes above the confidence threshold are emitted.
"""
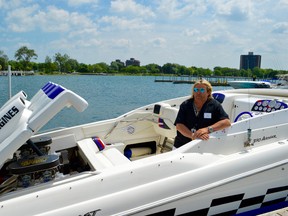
[174,79,231,148]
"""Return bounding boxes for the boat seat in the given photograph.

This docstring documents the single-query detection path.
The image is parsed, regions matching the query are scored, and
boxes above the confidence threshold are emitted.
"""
[152,103,178,139]
[77,138,130,171]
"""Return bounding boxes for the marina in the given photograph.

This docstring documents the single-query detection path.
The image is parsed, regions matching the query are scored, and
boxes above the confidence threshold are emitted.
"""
[155,75,246,86]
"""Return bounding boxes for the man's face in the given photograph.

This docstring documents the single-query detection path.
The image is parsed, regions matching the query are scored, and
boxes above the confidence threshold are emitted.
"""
[193,84,208,101]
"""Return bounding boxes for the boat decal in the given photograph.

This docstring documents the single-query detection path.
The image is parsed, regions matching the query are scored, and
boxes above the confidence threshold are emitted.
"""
[252,100,288,112]
[146,208,176,216]
[253,135,277,144]
[39,82,65,100]
[92,137,105,151]
[212,93,225,104]
[126,125,135,134]
[0,106,20,129]
[158,118,170,129]
[151,185,288,216]
[46,85,65,99]
[79,209,101,216]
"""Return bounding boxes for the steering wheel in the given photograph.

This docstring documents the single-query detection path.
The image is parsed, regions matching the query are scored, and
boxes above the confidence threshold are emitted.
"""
[234,111,253,122]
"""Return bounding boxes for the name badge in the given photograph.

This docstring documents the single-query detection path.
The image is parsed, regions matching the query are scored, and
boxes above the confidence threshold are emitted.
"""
[204,113,212,119]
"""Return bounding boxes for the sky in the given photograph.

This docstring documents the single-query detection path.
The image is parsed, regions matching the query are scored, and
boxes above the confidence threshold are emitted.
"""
[1,0,288,70]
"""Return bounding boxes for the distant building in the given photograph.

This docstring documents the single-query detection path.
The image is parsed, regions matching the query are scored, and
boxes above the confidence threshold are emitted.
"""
[240,52,261,70]
[125,58,140,66]
[115,59,125,67]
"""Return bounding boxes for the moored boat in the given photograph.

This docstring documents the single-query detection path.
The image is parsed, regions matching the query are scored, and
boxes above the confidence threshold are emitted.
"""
[274,74,288,89]
[0,82,287,216]
[228,80,272,89]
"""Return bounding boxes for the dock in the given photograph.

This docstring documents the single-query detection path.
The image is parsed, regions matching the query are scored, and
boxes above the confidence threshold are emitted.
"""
[0,71,34,76]
[154,76,230,86]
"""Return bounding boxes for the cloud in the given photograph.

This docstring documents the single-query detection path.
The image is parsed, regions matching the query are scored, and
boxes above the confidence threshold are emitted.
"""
[68,0,98,7]
[6,4,39,32]
[110,38,131,48]
[156,0,207,19]
[6,5,98,36]
[0,0,22,10]
[111,0,155,18]
[148,37,167,48]
[272,22,288,34]
[99,16,152,30]
[212,0,252,21]
[280,0,288,5]
[184,28,200,37]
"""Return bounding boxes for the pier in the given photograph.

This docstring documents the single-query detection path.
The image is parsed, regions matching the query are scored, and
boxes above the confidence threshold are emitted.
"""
[0,71,34,76]
[154,76,230,86]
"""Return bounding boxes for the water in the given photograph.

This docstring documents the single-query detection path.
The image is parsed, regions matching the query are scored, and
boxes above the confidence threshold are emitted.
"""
[0,75,231,131]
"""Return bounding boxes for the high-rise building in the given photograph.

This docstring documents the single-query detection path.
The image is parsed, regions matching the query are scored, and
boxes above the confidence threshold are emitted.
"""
[126,58,140,66]
[240,52,261,70]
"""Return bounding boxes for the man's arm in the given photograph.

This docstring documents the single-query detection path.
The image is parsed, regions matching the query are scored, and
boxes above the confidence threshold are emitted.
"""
[176,123,194,140]
[194,118,231,140]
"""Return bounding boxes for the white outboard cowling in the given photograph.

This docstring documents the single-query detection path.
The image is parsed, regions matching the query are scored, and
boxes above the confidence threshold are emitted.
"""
[0,82,88,169]
[0,97,27,144]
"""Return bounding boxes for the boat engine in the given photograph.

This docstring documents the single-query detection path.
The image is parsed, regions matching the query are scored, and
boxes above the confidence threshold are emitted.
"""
[3,137,60,190]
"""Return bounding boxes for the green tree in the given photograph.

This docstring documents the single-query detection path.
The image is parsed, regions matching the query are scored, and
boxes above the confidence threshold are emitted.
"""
[121,65,142,74]
[66,58,79,73]
[145,63,161,74]
[97,62,110,73]
[77,63,89,73]
[0,50,9,70]
[7,60,20,71]
[54,53,70,73]
[110,60,125,73]
[195,67,212,77]
[14,46,38,70]
[213,67,223,76]
[162,63,179,75]
[42,56,57,73]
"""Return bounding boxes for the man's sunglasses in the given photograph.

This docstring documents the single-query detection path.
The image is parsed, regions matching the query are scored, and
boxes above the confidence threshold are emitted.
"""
[194,88,206,93]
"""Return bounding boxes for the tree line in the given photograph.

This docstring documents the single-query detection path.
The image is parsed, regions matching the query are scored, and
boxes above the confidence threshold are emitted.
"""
[0,46,287,79]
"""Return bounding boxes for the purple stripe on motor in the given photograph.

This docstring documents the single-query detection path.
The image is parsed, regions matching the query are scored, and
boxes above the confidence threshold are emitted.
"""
[42,82,53,91]
[44,83,56,94]
[46,85,65,99]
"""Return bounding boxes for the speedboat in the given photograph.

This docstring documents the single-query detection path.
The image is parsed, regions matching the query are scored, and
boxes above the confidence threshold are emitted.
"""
[0,82,287,216]
[228,80,271,89]
[274,74,288,89]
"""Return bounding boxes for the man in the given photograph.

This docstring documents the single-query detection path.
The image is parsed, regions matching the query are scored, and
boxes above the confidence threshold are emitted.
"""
[174,79,231,148]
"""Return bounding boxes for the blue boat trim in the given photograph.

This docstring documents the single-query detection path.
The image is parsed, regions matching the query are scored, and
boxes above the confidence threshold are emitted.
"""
[212,92,225,104]
[46,85,65,99]
[42,82,52,91]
